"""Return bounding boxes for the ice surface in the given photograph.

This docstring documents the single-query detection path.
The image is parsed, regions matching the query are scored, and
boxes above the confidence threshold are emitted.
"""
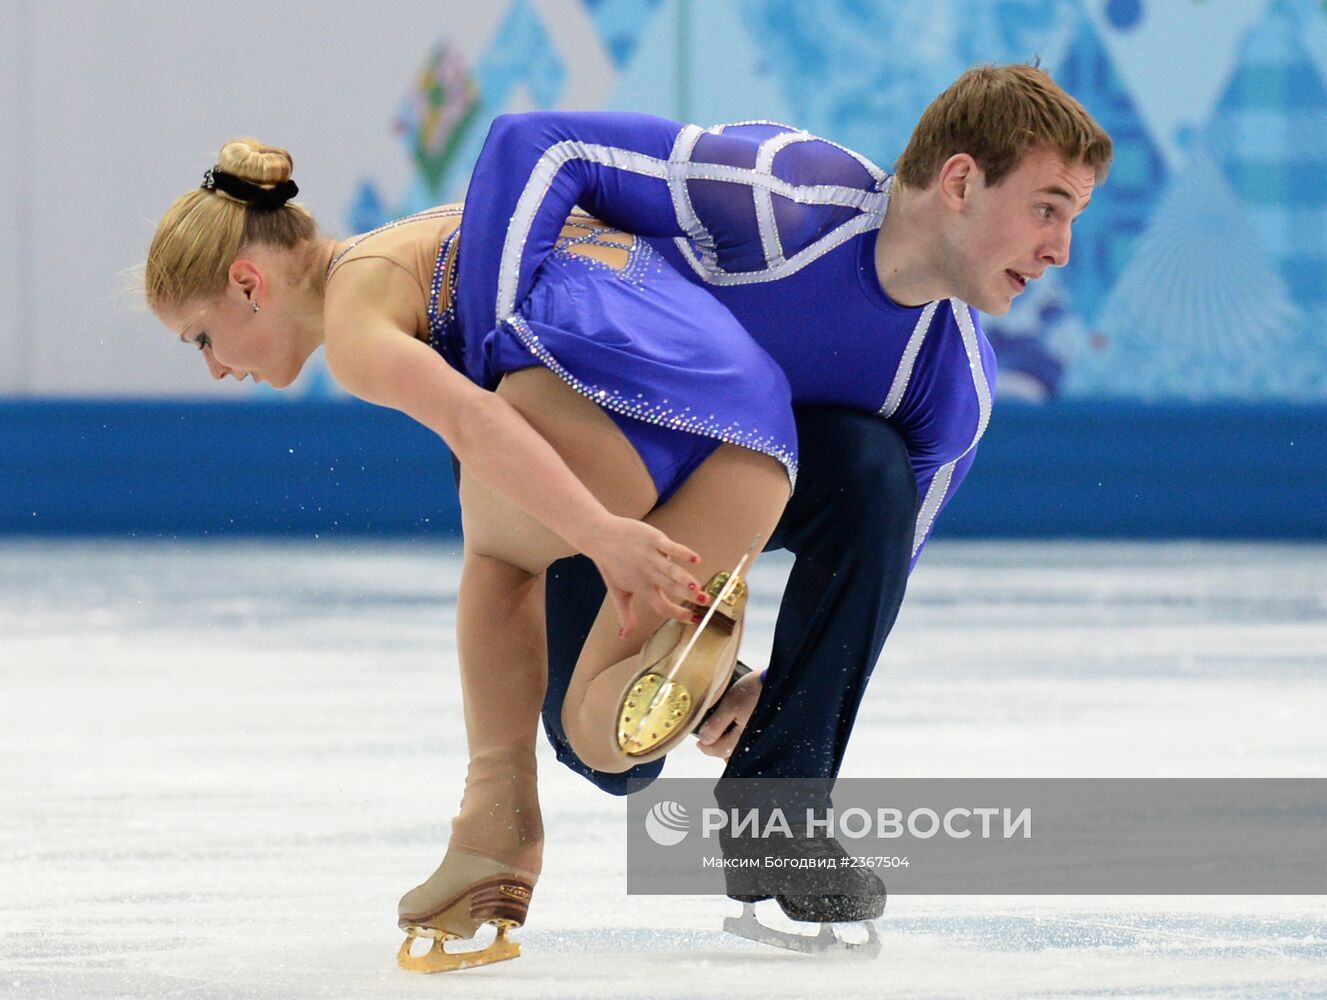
[1,540,1325,999]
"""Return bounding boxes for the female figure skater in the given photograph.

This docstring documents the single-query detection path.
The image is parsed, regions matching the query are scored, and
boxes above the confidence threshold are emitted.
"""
[144,144,796,971]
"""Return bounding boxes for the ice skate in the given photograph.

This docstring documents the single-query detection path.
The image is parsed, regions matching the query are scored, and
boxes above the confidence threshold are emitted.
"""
[724,901,881,958]
[616,568,749,761]
[720,829,885,957]
[397,847,537,973]
[398,745,542,973]
[694,659,753,732]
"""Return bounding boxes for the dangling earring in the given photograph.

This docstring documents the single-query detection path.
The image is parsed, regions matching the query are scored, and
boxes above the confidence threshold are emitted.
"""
[252,300,260,314]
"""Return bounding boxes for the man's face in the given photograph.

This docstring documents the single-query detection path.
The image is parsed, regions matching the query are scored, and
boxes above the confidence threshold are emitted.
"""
[943,146,1096,315]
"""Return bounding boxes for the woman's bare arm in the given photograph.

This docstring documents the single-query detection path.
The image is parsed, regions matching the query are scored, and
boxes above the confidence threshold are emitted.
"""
[322,257,700,627]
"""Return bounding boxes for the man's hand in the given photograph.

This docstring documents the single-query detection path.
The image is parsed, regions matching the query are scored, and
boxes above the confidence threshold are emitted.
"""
[696,669,764,759]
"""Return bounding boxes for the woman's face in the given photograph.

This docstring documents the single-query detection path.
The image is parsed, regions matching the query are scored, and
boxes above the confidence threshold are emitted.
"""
[157,255,311,388]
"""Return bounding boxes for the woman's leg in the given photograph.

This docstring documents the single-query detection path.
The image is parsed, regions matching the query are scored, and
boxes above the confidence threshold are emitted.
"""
[399,367,661,955]
[562,442,790,773]
[452,365,664,853]
[447,552,547,873]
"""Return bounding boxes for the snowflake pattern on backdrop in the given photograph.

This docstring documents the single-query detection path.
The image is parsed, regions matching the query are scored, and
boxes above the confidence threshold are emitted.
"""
[331,0,1327,402]
[395,42,482,195]
[1069,142,1306,399]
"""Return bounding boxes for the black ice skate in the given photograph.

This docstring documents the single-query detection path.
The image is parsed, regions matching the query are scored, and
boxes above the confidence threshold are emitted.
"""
[720,830,885,957]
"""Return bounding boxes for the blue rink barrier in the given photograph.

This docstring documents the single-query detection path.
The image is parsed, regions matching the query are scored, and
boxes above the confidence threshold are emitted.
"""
[1,399,1324,538]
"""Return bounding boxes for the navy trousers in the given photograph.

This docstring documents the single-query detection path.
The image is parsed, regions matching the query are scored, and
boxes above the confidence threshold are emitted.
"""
[541,407,918,795]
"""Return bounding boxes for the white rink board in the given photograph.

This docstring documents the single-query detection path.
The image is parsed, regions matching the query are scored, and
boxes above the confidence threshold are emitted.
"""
[1,540,1325,999]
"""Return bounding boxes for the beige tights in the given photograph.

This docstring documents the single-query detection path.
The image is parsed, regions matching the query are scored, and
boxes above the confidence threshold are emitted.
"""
[437,368,788,879]
[447,552,548,876]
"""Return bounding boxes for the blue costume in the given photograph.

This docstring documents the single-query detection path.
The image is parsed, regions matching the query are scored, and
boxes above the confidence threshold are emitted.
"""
[459,112,997,569]
[433,176,797,503]
[451,111,997,797]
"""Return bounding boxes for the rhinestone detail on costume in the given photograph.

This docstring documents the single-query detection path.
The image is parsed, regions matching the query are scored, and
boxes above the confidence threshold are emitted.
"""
[427,229,461,351]
[325,207,462,285]
[502,310,797,489]
[425,217,798,489]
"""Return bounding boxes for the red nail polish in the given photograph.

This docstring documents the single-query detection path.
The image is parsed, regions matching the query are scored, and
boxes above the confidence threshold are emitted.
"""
[691,614,701,624]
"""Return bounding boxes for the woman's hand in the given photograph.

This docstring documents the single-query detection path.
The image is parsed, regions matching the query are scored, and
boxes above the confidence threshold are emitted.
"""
[583,515,704,637]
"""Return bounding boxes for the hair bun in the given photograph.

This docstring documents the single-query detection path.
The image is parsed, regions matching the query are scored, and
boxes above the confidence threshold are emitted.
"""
[216,138,294,187]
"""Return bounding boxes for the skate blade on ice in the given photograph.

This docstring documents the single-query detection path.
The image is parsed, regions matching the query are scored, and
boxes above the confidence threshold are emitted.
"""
[397,920,521,973]
[723,903,881,958]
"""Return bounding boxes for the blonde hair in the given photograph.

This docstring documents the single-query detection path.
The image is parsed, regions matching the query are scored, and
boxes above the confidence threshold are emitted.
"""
[894,64,1113,190]
[144,138,319,311]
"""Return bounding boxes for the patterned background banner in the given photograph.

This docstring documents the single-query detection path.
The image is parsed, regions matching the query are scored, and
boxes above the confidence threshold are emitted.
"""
[344,0,1327,404]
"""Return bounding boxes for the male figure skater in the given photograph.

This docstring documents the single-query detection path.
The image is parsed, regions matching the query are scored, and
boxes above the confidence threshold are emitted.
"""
[463,63,1110,950]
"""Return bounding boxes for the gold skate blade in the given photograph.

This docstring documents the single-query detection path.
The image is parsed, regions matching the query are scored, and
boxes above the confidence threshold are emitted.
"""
[706,570,749,607]
[621,537,760,753]
[397,921,521,973]
[618,673,692,755]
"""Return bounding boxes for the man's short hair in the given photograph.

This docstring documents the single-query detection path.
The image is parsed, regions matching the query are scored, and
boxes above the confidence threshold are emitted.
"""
[894,64,1113,189]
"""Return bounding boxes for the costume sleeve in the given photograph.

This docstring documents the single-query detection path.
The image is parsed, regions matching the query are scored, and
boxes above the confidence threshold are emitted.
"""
[457,111,886,336]
[459,111,703,334]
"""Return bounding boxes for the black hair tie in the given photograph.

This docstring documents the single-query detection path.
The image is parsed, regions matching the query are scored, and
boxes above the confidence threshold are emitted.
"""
[201,167,298,210]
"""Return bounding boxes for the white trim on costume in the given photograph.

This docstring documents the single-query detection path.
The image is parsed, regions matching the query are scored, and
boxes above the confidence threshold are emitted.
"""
[880,300,939,419]
[668,124,710,257]
[753,130,816,267]
[912,461,956,560]
[951,298,994,446]
[673,212,882,286]
[909,300,993,558]
[497,140,673,321]
[498,123,891,317]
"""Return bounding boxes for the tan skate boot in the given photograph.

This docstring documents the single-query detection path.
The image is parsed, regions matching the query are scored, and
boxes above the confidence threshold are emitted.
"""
[397,749,541,973]
[616,570,748,762]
